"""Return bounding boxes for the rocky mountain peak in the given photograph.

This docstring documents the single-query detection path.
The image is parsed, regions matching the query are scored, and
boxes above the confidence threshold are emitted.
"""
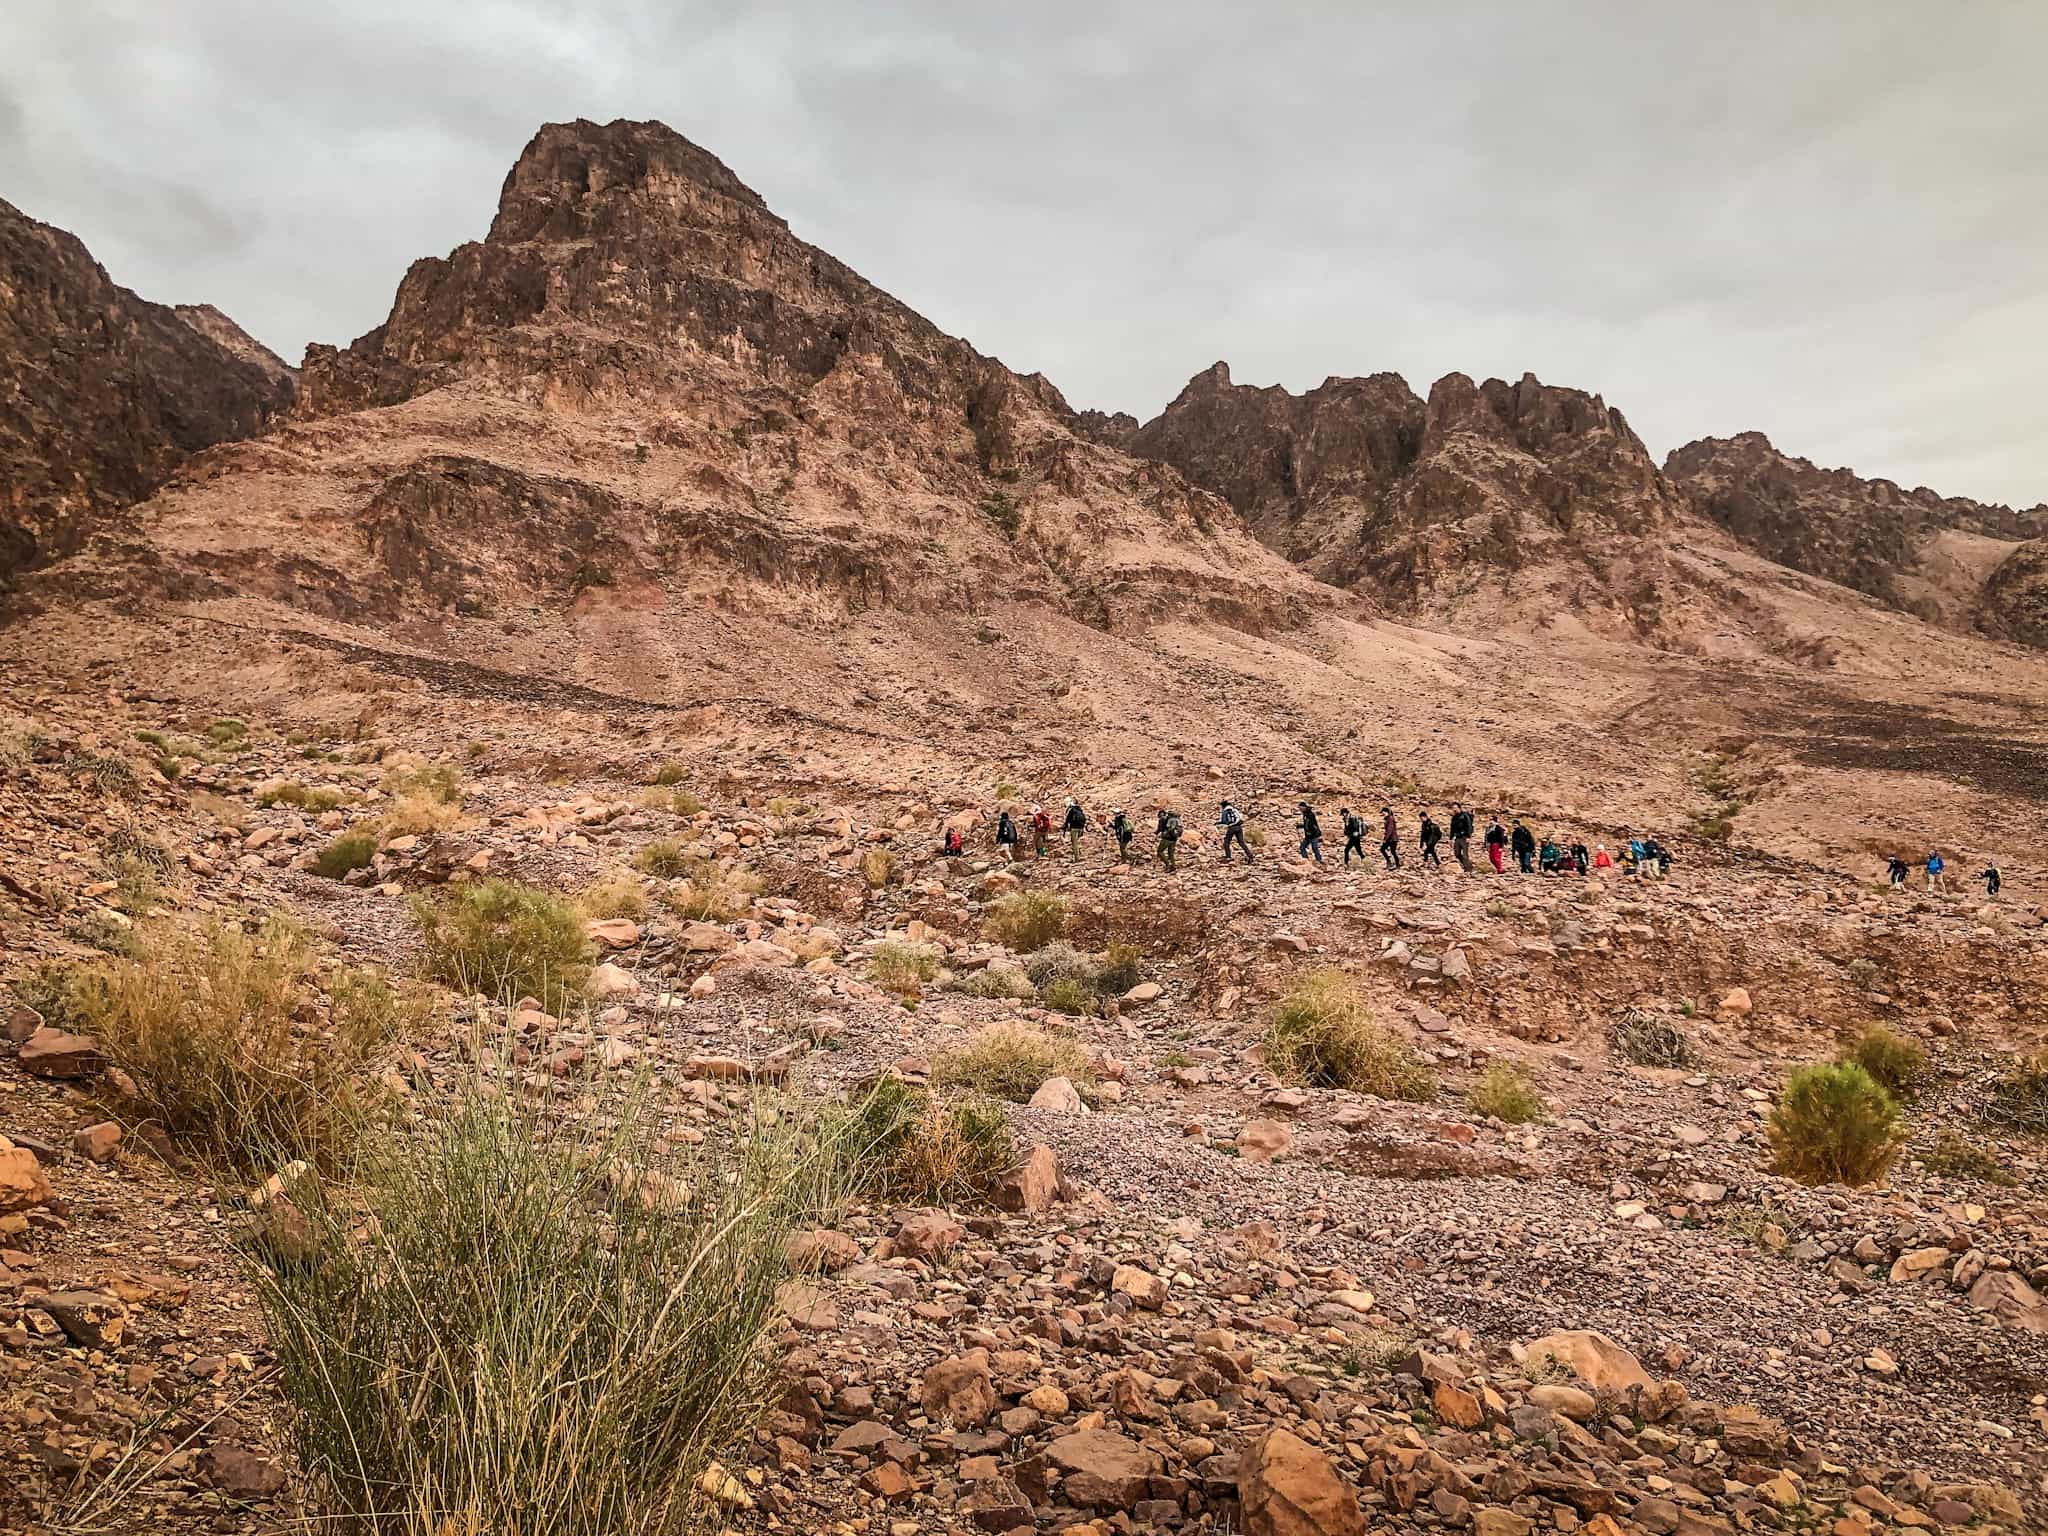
[486,117,772,245]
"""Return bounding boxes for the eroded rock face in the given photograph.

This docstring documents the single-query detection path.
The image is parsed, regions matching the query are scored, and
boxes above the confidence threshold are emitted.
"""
[0,199,293,587]
[1665,431,2048,639]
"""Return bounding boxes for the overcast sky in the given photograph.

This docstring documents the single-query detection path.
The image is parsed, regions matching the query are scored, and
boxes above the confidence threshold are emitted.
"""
[5,2,2044,506]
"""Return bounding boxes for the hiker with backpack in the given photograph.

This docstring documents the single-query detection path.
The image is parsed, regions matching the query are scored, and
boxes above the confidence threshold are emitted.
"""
[943,825,964,858]
[1510,818,1536,873]
[1450,806,1474,870]
[1419,811,1443,869]
[1297,802,1324,864]
[1886,855,1909,890]
[1484,816,1508,874]
[1642,837,1671,878]
[1379,806,1401,869]
[1218,801,1253,864]
[1340,807,1367,866]
[1110,808,1135,864]
[995,808,1020,863]
[1156,807,1183,871]
[1030,805,1052,858]
[1983,860,2002,898]
[1063,798,1087,859]
[1925,850,1946,893]
[1569,840,1591,875]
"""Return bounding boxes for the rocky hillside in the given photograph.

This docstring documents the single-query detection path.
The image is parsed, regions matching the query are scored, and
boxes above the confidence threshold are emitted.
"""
[1664,433,2048,641]
[0,199,293,588]
[76,118,1311,634]
[1106,363,1687,636]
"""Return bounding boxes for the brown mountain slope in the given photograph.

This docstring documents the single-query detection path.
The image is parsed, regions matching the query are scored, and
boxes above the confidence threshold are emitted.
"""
[0,198,293,586]
[70,118,1312,635]
[1664,431,2048,638]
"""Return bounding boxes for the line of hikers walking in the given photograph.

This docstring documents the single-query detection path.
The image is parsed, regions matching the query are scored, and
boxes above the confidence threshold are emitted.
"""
[1886,851,2000,897]
[973,798,1679,879]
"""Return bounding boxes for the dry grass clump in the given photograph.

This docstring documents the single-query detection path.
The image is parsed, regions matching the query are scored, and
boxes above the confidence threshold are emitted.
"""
[1023,941,1097,994]
[578,871,649,922]
[657,857,759,923]
[844,1079,1014,1203]
[311,829,379,880]
[860,848,898,889]
[1923,1129,2014,1185]
[254,1082,845,1536]
[933,1022,1094,1102]
[1467,1061,1545,1124]
[379,792,466,838]
[635,837,693,877]
[192,789,253,833]
[1609,1008,1697,1068]
[1981,1052,2048,1135]
[412,878,591,1013]
[983,890,1069,952]
[69,916,404,1171]
[953,961,1035,1001]
[1095,942,1143,996]
[1040,978,1096,1016]
[869,940,943,996]
[382,758,465,804]
[1266,969,1436,1101]
[1767,1063,1903,1187]
[1841,1025,1927,1101]
[652,760,689,786]
[258,779,352,813]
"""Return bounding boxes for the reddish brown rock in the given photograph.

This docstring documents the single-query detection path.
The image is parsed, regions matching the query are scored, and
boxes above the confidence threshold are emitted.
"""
[1238,1426,1366,1536]
[19,1025,105,1079]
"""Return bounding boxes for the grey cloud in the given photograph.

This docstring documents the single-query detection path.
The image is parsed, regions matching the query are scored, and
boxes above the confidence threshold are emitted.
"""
[1,0,2043,505]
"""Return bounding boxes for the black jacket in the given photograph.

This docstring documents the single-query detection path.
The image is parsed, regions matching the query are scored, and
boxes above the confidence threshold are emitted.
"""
[996,812,1018,844]
[1299,807,1321,839]
[1420,817,1442,847]
[1450,811,1474,839]
[1063,804,1086,831]
[1485,823,1508,847]
[1510,825,1536,855]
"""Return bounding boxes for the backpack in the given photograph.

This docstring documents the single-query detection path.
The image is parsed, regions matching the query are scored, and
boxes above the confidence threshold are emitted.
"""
[1164,813,1183,841]
[1344,812,1363,838]
[1221,805,1241,827]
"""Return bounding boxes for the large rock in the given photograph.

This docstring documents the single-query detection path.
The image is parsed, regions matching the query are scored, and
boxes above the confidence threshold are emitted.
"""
[994,1142,1062,1214]
[1045,1428,1158,1507]
[0,1142,52,1212]
[919,1352,996,1427]
[893,1208,964,1262]
[1238,1426,1366,1536]
[1969,1270,2048,1333]
[36,1289,128,1349]
[1028,1075,1086,1113]
[18,1025,104,1079]
[1236,1119,1295,1163]
[1520,1329,1653,1392]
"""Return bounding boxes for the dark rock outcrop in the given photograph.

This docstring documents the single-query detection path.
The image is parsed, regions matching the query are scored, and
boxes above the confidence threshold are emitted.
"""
[0,199,293,586]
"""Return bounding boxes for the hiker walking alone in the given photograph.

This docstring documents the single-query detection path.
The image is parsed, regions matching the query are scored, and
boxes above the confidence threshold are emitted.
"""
[1218,800,1253,864]
[1886,855,1909,890]
[1450,805,1474,870]
[1030,805,1051,858]
[1983,859,2002,898]
[1155,807,1182,871]
[1063,798,1087,859]
[1110,808,1135,863]
[1419,811,1443,869]
[1297,802,1324,864]
[995,808,1020,863]
[1379,806,1401,869]
[1510,818,1536,874]
[1485,816,1508,874]
[1340,807,1366,866]
[1925,850,1946,894]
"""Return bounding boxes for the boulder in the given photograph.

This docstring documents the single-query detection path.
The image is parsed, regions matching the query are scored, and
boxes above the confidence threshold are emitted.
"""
[995,1142,1062,1214]
[72,1121,122,1164]
[1028,1075,1087,1113]
[1111,1263,1168,1310]
[1717,986,1752,1016]
[204,1443,286,1498]
[1969,1270,2048,1333]
[1237,1119,1295,1164]
[587,962,637,998]
[586,917,641,948]
[785,1228,862,1274]
[1046,1428,1158,1508]
[37,1289,128,1349]
[920,1352,996,1427]
[1238,1426,1366,1536]
[19,1025,104,1079]
[1520,1329,1653,1392]
[894,1209,964,1261]
[0,1144,52,1213]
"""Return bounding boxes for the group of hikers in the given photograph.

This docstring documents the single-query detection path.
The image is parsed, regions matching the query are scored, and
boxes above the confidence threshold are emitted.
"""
[1887,851,2001,898]
[957,799,1677,879]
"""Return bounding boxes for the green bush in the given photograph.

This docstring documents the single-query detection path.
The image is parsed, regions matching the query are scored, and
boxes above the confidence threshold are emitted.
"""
[653,761,688,786]
[1467,1062,1545,1124]
[934,1022,1094,1102]
[1842,1025,1926,1100]
[1023,941,1098,994]
[1040,977,1096,1016]
[1924,1129,2013,1185]
[384,759,465,805]
[312,830,379,880]
[953,962,1035,1001]
[983,890,1069,952]
[1266,970,1435,1101]
[258,778,351,813]
[869,941,942,996]
[843,1079,1014,1203]
[253,1082,844,1536]
[1767,1063,1902,1187]
[635,838,692,877]
[413,879,591,1013]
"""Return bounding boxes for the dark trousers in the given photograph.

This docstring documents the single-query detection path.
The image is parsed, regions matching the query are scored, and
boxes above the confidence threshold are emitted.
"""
[1453,835,1471,870]
[1380,839,1400,868]
[1222,824,1251,862]
[1343,834,1364,865]
[1422,841,1440,868]
[1516,848,1534,873]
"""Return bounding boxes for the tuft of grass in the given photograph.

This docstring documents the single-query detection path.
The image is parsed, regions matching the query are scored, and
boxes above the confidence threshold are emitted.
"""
[379,792,465,838]
[1767,1063,1903,1187]
[860,848,898,889]
[1095,942,1143,997]
[1924,1129,2014,1185]
[253,1080,848,1536]
[1023,941,1098,995]
[1610,1009,1697,1069]
[1266,969,1435,1101]
[636,785,705,816]
[193,789,253,833]
[312,830,379,880]
[933,1022,1094,1103]
[72,916,403,1172]
[72,751,142,799]
[1981,1053,2048,1135]
[653,761,689,786]
[635,838,693,878]
[1467,1061,1545,1124]
[869,941,942,996]
[258,779,352,813]
[1841,1025,1926,1101]
[413,878,591,1013]
[659,858,758,923]
[1040,977,1097,1016]
[953,962,1035,1001]
[983,890,1069,952]
[383,759,465,805]
[578,873,648,922]
[14,960,104,1033]
[206,717,249,748]
[843,1079,1014,1204]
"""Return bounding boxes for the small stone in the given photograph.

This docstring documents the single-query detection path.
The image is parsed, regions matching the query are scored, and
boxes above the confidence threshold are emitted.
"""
[1028,1075,1087,1113]
[1237,1118,1295,1163]
[72,1122,122,1163]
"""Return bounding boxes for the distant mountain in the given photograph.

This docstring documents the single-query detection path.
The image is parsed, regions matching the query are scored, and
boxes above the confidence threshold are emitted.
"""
[0,198,293,586]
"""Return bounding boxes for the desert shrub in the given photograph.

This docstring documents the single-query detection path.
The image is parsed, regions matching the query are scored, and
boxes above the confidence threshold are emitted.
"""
[667,870,756,923]
[193,789,253,833]
[983,889,1069,952]
[860,848,898,889]
[1845,957,1880,991]
[1842,1025,1926,1101]
[578,873,648,921]
[258,779,351,813]
[869,940,942,995]
[72,751,141,799]
[953,962,1035,1001]
[1095,942,1143,997]
[843,1079,1014,1203]
[763,796,807,817]
[206,717,249,747]
[69,908,141,956]
[1767,1063,1902,1187]
[1610,1008,1697,1068]
[1266,970,1436,1101]
[633,785,706,816]
[74,916,402,1171]
[1244,826,1267,848]
[378,792,465,838]
[1468,1062,1545,1124]
[13,960,107,1033]
[1040,977,1097,1016]
[1924,1129,2014,1185]
[1023,941,1098,994]
[980,489,1021,538]
[1981,1053,2048,1135]
[933,1022,1094,1102]
[383,759,465,804]
[312,830,379,880]
[413,879,590,1013]
[653,761,688,786]
[254,1082,844,1536]
[635,838,692,877]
